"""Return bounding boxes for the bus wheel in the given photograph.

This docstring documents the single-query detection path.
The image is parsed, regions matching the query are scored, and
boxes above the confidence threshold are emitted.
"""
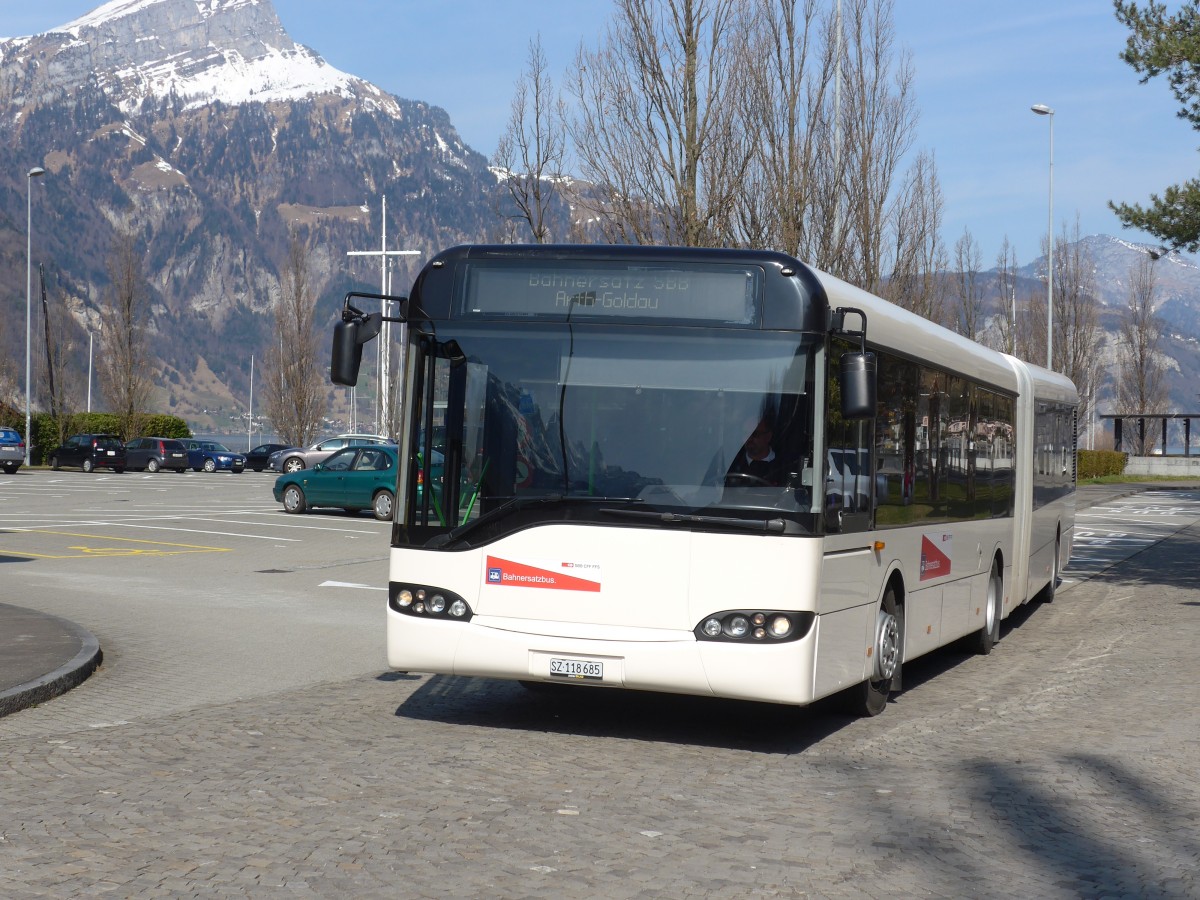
[972,562,1002,655]
[846,585,902,717]
[1043,536,1060,603]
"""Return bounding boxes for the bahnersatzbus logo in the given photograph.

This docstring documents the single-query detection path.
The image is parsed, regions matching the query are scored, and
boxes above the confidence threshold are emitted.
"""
[484,556,602,592]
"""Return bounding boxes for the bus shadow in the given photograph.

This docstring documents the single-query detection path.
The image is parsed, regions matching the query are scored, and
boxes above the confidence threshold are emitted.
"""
[394,675,854,753]
[390,599,1059,753]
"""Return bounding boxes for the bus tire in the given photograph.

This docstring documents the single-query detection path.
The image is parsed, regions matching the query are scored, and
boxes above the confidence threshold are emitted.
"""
[845,583,902,717]
[1044,535,1060,602]
[1037,533,1060,604]
[972,561,1002,655]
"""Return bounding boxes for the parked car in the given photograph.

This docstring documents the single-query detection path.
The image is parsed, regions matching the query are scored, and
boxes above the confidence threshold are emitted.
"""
[182,439,246,473]
[273,444,397,520]
[48,434,127,473]
[268,434,393,474]
[245,442,288,472]
[0,427,25,474]
[125,436,189,473]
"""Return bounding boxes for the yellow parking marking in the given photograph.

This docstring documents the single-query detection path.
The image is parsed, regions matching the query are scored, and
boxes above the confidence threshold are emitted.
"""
[3,530,232,559]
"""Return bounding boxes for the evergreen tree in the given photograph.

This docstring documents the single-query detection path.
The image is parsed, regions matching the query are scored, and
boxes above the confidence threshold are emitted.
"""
[1111,1,1200,250]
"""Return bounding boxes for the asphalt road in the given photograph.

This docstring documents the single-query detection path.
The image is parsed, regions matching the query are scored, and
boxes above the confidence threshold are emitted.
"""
[2,471,1198,898]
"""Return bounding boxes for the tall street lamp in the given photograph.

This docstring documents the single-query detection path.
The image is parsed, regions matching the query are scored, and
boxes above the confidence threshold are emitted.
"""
[26,165,45,466]
[1031,104,1054,370]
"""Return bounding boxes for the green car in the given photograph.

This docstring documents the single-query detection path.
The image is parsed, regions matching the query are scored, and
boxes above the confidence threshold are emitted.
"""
[273,444,397,521]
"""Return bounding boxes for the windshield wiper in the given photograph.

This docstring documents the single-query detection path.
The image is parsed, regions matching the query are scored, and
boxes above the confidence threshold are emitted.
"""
[599,507,789,534]
[432,494,642,547]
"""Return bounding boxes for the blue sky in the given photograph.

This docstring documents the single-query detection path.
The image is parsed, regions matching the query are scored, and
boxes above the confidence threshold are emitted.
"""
[9,1,1198,267]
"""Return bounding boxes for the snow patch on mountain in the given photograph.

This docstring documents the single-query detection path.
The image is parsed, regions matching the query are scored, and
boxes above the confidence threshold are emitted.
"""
[62,0,200,32]
[4,0,402,119]
[104,40,362,112]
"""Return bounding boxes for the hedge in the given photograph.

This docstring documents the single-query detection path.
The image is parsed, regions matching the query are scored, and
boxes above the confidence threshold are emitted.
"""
[0,410,191,465]
[1078,449,1127,480]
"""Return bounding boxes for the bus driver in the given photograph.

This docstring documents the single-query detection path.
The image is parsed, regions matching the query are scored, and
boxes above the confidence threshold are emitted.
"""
[725,417,786,487]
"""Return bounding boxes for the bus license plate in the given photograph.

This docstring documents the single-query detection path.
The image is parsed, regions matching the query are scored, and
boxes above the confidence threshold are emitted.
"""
[549,657,603,680]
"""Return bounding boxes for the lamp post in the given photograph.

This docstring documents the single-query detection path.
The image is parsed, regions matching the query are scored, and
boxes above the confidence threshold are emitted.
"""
[25,166,45,466]
[1031,104,1054,369]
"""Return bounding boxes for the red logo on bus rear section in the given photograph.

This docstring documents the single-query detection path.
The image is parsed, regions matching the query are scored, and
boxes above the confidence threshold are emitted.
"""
[920,533,953,581]
[484,556,601,592]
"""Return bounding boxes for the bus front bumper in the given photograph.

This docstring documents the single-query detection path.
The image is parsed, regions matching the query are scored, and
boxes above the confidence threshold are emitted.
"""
[387,609,820,706]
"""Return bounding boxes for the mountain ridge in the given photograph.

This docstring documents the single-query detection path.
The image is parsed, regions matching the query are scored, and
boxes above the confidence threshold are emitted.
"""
[0,0,495,432]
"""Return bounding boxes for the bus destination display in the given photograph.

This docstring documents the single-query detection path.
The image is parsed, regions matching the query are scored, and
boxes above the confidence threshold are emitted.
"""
[463,264,759,325]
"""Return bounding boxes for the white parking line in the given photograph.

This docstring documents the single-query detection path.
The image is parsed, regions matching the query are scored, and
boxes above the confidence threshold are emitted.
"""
[12,522,300,541]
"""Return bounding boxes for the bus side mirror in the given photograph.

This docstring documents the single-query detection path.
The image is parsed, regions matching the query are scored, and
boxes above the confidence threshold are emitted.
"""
[331,311,383,386]
[331,319,363,386]
[840,351,876,419]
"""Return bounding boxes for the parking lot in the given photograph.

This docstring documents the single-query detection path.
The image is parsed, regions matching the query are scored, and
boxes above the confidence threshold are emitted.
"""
[0,468,391,730]
[2,475,1199,897]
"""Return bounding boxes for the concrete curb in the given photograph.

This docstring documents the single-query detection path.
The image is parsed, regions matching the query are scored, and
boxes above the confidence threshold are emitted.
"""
[0,612,102,718]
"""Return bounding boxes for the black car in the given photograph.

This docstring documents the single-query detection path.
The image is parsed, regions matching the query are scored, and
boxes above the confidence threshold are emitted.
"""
[125,436,190,473]
[48,434,127,473]
[245,442,288,472]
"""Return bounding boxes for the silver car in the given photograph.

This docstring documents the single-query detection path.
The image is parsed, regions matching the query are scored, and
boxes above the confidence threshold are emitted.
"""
[268,434,393,474]
[0,427,25,474]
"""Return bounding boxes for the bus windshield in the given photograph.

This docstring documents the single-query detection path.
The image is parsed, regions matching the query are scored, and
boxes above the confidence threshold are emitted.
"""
[408,323,820,538]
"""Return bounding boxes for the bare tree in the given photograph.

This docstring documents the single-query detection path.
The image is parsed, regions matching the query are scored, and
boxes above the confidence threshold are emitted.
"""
[1056,222,1099,436]
[0,290,19,410]
[1016,281,1046,365]
[567,0,753,246]
[736,0,829,256]
[97,226,153,438]
[883,148,946,321]
[492,36,568,243]
[36,276,85,443]
[837,0,917,292]
[951,227,985,341]
[1116,253,1168,453]
[987,238,1020,353]
[262,230,326,447]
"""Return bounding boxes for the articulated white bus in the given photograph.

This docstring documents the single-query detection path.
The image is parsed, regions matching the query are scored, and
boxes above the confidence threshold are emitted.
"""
[332,245,1077,715]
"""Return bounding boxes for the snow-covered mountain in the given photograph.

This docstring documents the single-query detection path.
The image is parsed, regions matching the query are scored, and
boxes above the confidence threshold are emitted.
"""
[1006,234,1200,416]
[2,0,414,120]
[0,0,496,430]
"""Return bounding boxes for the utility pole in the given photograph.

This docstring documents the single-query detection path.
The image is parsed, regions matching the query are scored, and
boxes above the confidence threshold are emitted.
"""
[346,195,419,435]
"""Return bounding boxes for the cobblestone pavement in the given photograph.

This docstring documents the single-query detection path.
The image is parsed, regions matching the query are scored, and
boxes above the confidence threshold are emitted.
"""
[1,490,1198,897]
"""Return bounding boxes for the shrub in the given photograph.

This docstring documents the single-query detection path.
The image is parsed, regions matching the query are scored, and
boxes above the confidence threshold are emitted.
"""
[1,412,192,464]
[1078,450,1127,480]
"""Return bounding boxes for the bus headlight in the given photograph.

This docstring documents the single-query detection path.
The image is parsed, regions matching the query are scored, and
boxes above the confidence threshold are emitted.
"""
[694,610,813,644]
[390,582,473,622]
[725,615,750,638]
